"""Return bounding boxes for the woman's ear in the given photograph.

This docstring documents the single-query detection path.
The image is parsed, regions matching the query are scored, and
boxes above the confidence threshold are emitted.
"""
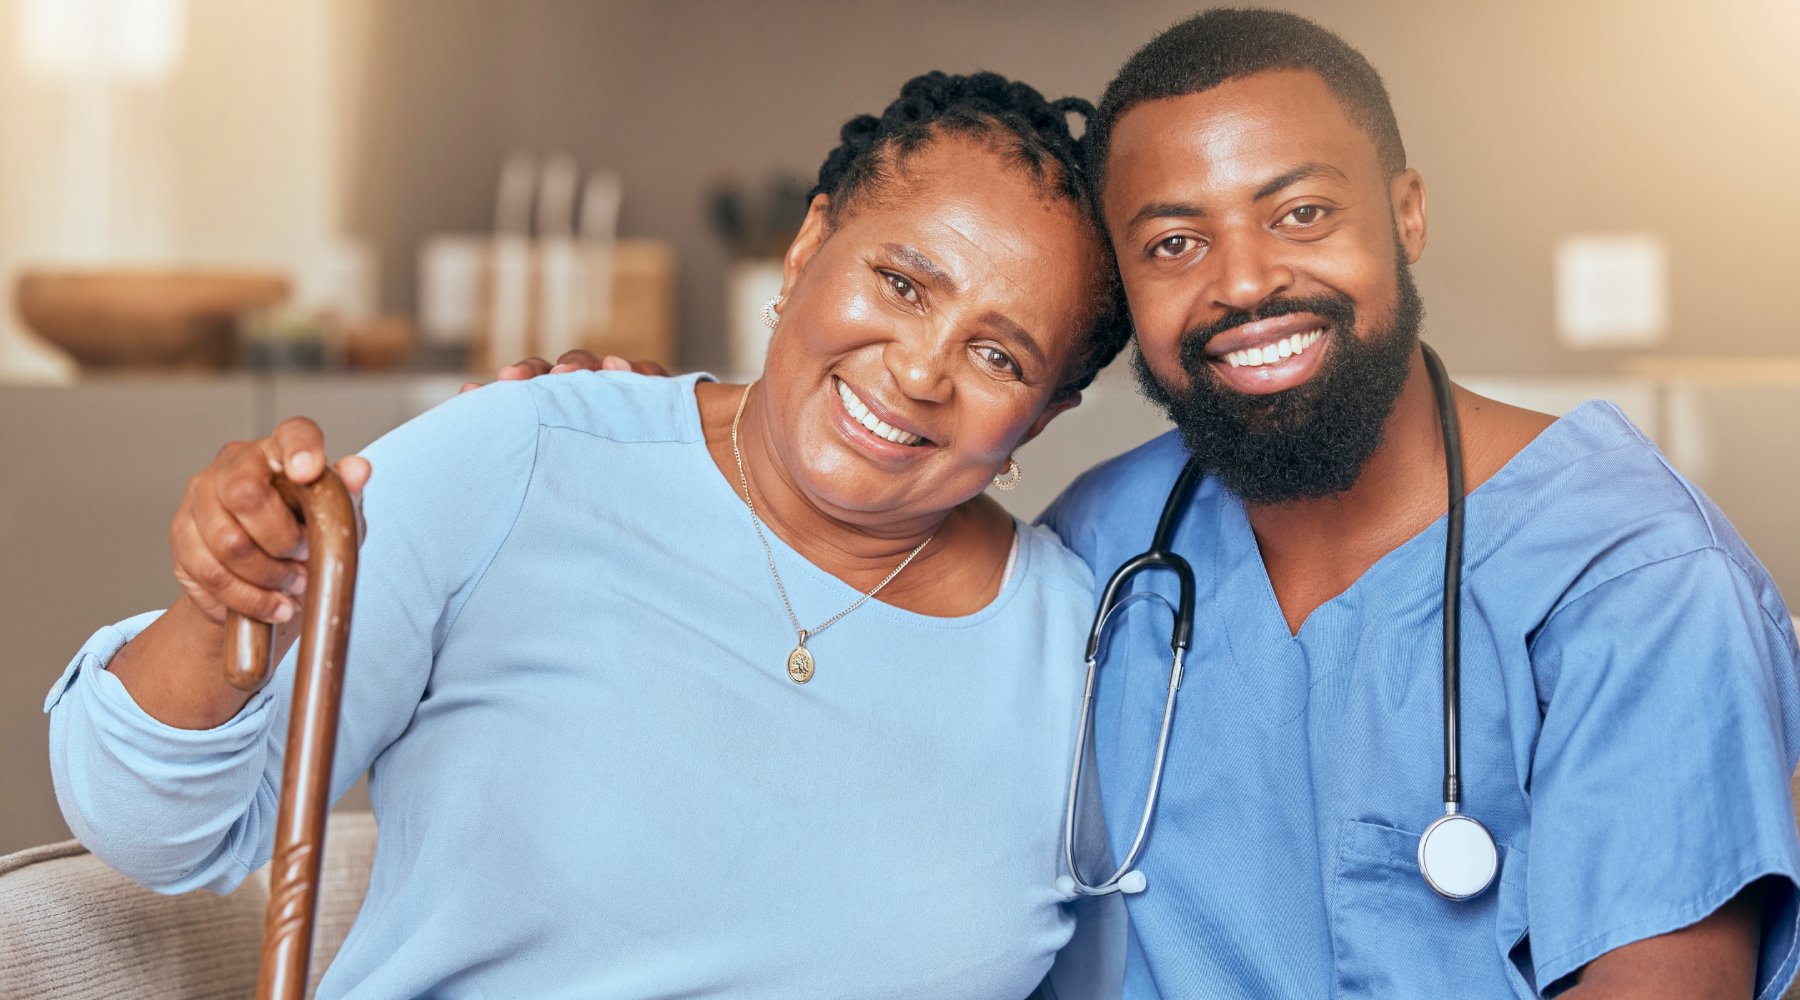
[779,194,833,304]
[1021,391,1083,446]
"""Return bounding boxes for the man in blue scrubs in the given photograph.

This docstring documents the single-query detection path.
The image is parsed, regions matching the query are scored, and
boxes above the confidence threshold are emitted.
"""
[1040,9,1800,998]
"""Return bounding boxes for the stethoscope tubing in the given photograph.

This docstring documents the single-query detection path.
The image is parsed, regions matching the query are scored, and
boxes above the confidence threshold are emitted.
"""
[1424,345,1467,813]
[1060,344,1490,901]
[1062,461,1203,897]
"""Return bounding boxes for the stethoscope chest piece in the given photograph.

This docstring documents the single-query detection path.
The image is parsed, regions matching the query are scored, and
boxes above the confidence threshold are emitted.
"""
[1417,811,1498,900]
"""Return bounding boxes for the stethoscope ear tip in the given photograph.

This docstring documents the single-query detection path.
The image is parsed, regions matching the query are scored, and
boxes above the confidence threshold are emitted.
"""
[1054,870,1146,898]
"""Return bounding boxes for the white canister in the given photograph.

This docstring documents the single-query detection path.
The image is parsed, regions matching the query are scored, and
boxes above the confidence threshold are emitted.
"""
[726,258,785,381]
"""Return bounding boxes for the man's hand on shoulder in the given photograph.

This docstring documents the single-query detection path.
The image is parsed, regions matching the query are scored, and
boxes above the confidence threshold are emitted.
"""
[458,350,670,394]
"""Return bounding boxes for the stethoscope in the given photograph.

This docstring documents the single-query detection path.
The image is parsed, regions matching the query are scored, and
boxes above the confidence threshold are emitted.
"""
[1057,343,1499,902]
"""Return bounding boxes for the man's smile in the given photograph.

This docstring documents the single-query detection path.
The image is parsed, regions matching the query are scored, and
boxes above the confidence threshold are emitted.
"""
[1221,329,1323,368]
[1196,313,1337,395]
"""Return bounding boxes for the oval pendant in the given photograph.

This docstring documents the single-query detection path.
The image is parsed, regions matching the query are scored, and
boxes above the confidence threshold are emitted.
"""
[786,645,815,684]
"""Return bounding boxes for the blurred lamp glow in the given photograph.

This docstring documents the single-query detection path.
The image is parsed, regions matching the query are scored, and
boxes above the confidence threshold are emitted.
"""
[17,0,186,82]
[1555,233,1670,349]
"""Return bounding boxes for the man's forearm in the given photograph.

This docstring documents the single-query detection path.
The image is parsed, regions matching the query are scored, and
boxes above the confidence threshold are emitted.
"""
[1554,881,1766,1000]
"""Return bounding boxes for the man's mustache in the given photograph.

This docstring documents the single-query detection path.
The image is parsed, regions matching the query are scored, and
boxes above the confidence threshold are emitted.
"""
[1175,294,1359,372]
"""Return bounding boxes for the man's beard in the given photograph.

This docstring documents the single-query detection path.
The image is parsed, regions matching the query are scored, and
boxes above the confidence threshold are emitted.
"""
[1133,255,1425,506]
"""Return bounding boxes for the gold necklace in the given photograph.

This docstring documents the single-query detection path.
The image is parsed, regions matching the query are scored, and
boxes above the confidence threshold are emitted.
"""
[730,381,936,683]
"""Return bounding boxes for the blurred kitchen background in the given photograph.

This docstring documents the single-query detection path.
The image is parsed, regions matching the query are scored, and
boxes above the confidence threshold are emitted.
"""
[2,0,1797,853]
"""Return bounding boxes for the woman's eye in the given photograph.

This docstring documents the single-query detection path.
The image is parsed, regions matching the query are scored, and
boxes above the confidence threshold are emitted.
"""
[976,346,1021,378]
[1280,205,1329,227]
[1151,235,1196,259]
[882,270,920,304]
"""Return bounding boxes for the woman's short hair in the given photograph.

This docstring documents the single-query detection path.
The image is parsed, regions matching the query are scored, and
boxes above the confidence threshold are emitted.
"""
[809,71,1131,398]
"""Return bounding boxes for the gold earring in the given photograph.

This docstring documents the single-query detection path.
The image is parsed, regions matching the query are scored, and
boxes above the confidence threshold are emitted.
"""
[760,296,783,330]
[992,458,1022,491]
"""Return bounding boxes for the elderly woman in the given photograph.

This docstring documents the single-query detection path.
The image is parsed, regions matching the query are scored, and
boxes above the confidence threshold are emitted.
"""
[45,72,1127,999]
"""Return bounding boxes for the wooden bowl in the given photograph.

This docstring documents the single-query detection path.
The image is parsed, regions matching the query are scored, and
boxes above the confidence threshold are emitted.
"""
[16,269,291,370]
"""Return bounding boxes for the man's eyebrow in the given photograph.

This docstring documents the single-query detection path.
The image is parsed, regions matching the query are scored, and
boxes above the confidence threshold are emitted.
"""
[1127,201,1207,229]
[881,243,958,291]
[1125,165,1353,229]
[1253,163,1350,201]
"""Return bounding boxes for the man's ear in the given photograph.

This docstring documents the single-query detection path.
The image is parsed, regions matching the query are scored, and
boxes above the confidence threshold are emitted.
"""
[1390,168,1427,265]
[1021,391,1083,447]
[778,194,834,310]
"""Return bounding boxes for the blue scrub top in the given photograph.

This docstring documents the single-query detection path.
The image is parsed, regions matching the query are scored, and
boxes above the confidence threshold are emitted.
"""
[1041,401,1800,999]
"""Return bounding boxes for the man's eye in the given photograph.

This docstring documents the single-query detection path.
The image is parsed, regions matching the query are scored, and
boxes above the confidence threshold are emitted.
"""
[1151,235,1196,259]
[1281,205,1329,227]
[882,270,919,303]
[977,346,1021,378]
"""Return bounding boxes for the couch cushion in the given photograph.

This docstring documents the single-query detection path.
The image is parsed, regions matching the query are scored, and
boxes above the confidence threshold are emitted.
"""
[0,812,376,1000]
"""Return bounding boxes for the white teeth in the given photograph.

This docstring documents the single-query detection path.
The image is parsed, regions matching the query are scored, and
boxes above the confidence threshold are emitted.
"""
[1225,329,1325,369]
[835,378,923,446]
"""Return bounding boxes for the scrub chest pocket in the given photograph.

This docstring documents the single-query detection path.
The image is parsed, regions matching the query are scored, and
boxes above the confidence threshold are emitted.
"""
[1330,820,1531,999]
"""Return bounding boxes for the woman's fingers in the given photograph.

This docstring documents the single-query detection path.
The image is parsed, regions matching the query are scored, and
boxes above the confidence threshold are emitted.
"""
[211,442,307,563]
[172,514,296,624]
[335,455,372,496]
[269,417,329,484]
[497,357,552,381]
[334,455,372,544]
[463,352,667,390]
[193,477,303,592]
[170,418,361,628]
[552,349,601,374]
[598,355,668,375]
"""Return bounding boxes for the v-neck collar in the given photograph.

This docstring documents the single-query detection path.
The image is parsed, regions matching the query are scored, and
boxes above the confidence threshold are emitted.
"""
[1214,399,1612,644]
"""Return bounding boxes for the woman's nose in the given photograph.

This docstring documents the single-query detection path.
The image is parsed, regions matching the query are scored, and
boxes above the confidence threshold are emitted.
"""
[884,335,953,403]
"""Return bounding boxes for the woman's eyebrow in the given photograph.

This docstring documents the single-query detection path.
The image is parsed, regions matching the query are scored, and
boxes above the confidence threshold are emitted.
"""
[878,243,1044,366]
[982,312,1046,367]
[882,243,958,291]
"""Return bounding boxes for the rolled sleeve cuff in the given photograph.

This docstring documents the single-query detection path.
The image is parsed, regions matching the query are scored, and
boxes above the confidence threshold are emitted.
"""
[44,610,162,713]
[46,610,282,894]
[44,609,277,746]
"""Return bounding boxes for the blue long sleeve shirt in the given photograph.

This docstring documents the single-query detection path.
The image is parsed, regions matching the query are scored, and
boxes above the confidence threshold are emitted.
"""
[46,372,1099,1000]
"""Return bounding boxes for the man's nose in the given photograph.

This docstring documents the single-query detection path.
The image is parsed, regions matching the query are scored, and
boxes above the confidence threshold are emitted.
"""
[1203,235,1294,313]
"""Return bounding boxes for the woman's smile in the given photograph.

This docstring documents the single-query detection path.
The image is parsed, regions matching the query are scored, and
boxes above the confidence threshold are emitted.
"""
[830,375,938,461]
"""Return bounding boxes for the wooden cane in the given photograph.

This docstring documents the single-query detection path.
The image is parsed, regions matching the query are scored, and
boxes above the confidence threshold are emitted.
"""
[223,467,359,1000]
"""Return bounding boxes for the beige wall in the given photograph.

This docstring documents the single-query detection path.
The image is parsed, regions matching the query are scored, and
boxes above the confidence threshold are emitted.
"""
[0,0,368,377]
[344,0,1800,374]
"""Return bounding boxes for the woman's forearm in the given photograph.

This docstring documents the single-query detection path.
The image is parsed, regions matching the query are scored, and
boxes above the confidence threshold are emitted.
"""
[108,595,298,730]
[48,606,292,894]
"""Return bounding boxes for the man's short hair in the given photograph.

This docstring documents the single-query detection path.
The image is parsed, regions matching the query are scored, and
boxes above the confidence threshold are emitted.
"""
[1089,8,1408,189]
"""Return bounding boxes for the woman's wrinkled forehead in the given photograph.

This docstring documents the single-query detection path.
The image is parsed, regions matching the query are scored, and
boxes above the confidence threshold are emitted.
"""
[823,137,1109,362]
[829,126,1049,216]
